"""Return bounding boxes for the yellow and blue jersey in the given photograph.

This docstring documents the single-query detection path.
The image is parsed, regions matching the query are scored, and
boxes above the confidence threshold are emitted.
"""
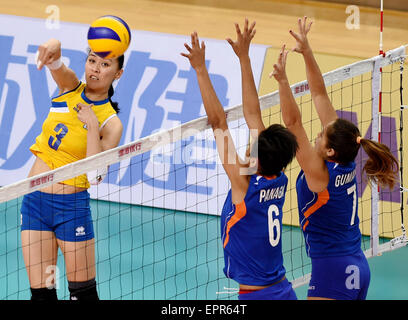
[30,81,117,188]
[221,173,288,286]
[296,160,362,258]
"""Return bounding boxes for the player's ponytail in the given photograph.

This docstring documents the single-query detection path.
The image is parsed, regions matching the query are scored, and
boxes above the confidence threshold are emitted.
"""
[326,118,399,190]
[359,137,399,190]
[108,84,120,113]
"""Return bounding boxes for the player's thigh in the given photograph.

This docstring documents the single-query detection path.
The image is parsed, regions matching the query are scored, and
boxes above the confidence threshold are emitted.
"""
[57,238,96,282]
[21,230,58,288]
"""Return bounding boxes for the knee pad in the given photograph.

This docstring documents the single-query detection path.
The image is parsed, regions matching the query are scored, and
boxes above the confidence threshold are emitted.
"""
[68,278,99,301]
[30,287,58,301]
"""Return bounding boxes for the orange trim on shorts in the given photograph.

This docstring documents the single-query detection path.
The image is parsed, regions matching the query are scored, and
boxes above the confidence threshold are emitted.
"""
[302,189,330,231]
[223,201,247,248]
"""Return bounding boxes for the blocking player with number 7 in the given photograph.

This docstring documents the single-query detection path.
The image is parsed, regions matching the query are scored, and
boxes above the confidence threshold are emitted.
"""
[271,16,399,300]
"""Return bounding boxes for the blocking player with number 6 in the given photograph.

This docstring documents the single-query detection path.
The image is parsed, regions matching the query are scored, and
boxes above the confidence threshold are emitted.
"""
[182,20,299,300]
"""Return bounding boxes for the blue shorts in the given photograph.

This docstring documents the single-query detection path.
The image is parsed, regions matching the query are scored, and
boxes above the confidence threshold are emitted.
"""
[308,250,371,300]
[21,190,94,242]
[238,278,297,300]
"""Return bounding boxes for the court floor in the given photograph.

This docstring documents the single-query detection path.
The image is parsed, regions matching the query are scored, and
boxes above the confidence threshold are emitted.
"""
[1,198,407,300]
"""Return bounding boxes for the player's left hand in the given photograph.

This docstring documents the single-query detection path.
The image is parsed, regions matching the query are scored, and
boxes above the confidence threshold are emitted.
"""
[76,103,98,128]
[226,18,256,59]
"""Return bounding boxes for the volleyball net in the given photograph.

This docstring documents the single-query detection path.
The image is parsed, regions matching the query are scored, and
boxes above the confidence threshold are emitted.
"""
[0,45,407,300]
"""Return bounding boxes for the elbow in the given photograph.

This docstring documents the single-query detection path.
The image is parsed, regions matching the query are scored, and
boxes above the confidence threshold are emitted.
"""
[208,115,227,130]
[283,114,302,129]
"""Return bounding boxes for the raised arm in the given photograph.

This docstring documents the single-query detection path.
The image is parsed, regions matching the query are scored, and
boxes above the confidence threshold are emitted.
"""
[271,45,328,192]
[289,17,337,127]
[227,19,264,134]
[36,38,80,94]
[181,32,249,203]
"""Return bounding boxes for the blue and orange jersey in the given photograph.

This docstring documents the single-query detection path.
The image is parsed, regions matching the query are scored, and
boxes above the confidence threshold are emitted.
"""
[30,81,117,188]
[220,172,288,286]
[296,160,362,258]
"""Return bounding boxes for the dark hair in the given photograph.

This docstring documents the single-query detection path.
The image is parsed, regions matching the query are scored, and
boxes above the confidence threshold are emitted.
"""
[108,54,125,114]
[326,118,399,189]
[255,124,298,176]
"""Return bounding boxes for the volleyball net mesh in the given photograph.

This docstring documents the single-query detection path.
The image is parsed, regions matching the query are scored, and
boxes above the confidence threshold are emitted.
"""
[0,46,407,300]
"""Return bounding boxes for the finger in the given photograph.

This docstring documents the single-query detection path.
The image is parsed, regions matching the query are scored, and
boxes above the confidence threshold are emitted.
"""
[37,47,47,70]
[303,16,307,31]
[297,17,302,32]
[244,18,248,34]
[279,44,286,62]
[190,33,195,48]
[193,31,200,47]
[184,43,192,52]
[235,22,242,36]
[35,51,42,70]
[201,41,205,50]
[283,50,289,65]
[180,52,190,58]
[306,21,313,33]
[77,103,91,110]
[226,38,234,46]
[248,20,256,34]
[250,28,256,40]
[268,70,277,78]
[43,55,55,66]
[289,29,301,42]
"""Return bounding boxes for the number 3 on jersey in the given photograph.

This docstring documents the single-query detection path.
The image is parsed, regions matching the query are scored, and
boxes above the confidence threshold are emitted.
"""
[48,123,68,151]
[268,204,281,247]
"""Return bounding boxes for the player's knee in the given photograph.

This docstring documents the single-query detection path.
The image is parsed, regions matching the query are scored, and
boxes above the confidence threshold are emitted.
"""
[30,287,58,301]
[68,278,99,301]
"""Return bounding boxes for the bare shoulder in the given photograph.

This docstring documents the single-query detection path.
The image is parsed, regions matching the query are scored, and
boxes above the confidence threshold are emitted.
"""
[100,115,123,150]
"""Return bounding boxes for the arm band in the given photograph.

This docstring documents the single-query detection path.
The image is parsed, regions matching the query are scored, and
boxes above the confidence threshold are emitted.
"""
[47,57,63,70]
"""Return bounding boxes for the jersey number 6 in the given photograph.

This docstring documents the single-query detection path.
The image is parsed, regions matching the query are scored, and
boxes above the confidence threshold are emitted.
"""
[48,123,68,151]
[268,204,281,247]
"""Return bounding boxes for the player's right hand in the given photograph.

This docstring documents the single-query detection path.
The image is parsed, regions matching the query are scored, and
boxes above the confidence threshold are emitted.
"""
[36,38,62,70]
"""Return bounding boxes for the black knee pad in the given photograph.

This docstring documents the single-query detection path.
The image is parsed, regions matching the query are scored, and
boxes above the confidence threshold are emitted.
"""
[68,278,99,301]
[30,287,58,301]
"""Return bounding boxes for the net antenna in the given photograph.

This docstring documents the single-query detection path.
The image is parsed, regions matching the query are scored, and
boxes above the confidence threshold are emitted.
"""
[396,56,408,248]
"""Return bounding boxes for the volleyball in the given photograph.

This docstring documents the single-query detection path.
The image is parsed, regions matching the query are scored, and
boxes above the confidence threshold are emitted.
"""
[87,15,131,59]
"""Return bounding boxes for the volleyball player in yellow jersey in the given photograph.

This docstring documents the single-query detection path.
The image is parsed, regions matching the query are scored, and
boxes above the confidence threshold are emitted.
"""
[20,38,124,300]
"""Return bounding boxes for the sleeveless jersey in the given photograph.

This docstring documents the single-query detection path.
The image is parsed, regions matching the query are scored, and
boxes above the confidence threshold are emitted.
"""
[30,82,117,188]
[296,161,361,258]
[221,172,288,286]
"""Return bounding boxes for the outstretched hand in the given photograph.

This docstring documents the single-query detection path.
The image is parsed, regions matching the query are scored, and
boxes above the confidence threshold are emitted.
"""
[226,18,256,59]
[269,44,289,83]
[181,32,206,72]
[36,38,62,70]
[289,16,313,54]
